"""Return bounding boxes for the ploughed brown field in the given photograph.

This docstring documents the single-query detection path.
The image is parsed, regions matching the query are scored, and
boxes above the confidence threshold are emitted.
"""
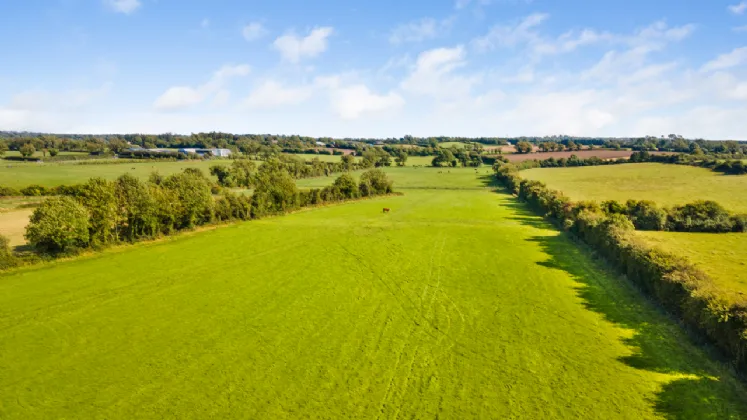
[498,149,673,162]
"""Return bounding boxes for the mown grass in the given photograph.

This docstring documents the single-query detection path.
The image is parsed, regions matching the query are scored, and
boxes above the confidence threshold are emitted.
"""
[523,163,747,212]
[1,169,746,418]
[637,231,747,305]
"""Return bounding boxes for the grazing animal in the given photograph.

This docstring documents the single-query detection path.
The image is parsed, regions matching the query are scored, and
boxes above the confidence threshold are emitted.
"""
[383,208,391,213]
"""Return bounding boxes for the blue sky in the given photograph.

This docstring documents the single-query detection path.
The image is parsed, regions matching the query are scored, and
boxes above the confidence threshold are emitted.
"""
[1,0,746,139]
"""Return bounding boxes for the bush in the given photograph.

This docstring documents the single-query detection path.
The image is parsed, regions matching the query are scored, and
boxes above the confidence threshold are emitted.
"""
[20,185,48,196]
[0,186,21,197]
[25,196,90,253]
[0,235,16,270]
[359,169,393,197]
[625,200,667,231]
[667,200,734,232]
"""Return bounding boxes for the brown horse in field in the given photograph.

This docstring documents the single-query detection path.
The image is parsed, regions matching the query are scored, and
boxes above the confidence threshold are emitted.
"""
[383,208,391,213]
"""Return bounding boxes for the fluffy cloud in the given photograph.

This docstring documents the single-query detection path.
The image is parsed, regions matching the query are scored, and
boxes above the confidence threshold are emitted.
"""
[389,18,452,44]
[700,46,747,72]
[104,0,141,14]
[242,23,267,41]
[401,46,481,99]
[154,64,250,111]
[728,1,747,15]
[330,85,404,119]
[273,27,333,63]
[244,80,314,109]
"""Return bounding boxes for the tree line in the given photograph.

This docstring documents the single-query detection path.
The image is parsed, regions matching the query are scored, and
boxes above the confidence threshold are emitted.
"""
[0,167,394,269]
[493,161,747,373]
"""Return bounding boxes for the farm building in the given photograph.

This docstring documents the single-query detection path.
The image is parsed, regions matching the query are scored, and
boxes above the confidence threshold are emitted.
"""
[177,148,233,157]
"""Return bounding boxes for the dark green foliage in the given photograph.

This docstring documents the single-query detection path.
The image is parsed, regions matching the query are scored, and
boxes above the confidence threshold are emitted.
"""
[625,200,668,231]
[514,141,533,154]
[229,159,257,187]
[360,169,393,197]
[667,200,734,232]
[493,164,747,372]
[0,186,21,197]
[0,235,16,270]
[210,165,233,187]
[74,178,118,245]
[20,184,48,196]
[162,171,214,228]
[114,174,159,241]
[431,149,456,167]
[251,160,301,218]
[25,196,90,253]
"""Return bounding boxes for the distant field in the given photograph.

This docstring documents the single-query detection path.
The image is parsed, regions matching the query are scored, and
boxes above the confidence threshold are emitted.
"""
[2,150,89,158]
[0,160,231,188]
[2,170,746,418]
[638,231,747,305]
[523,163,747,212]
[502,150,671,162]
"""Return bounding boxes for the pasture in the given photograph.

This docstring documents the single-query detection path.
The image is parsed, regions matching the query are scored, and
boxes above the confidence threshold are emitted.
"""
[638,231,747,305]
[0,160,231,188]
[1,169,746,418]
[523,163,747,212]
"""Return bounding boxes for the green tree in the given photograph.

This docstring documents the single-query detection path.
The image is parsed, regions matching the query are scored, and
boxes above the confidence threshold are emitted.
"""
[432,149,455,167]
[162,170,214,228]
[332,173,359,199]
[0,141,8,157]
[108,138,130,154]
[359,169,393,197]
[0,234,16,270]
[341,154,356,171]
[514,141,533,154]
[230,159,257,187]
[25,196,90,253]
[20,143,35,158]
[48,148,59,157]
[114,174,159,241]
[210,165,234,187]
[76,178,118,245]
[394,150,408,166]
[251,162,299,218]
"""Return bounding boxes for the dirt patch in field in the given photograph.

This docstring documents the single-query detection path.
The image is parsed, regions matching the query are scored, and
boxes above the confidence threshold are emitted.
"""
[0,209,33,247]
[497,150,674,162]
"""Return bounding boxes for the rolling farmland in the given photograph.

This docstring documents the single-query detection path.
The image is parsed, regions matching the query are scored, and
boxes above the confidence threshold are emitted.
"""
[1,169,745,418]
[523,163,747,212]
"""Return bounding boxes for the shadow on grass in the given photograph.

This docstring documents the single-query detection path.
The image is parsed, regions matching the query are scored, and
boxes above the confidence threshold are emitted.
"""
[498,190,747,419]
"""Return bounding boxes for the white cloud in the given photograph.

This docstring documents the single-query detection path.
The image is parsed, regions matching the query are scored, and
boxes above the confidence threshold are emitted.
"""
[330,85,404,119]
[701,46,747,72]
[242,23,267,41]
[244,80,314,109]
[472,13,548,51]
[104,0,141,15]
[153,64,250,111]
[401,46,481,99]
[273,27,333,63]
[728,1,747,14]
[389,18,452,44]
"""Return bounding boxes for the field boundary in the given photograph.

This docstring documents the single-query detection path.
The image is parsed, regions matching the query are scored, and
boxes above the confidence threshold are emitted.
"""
[492,163,747,373]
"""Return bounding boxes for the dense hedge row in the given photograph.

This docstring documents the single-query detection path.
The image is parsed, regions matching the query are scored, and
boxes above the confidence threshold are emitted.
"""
[1,166,394,268]
[494,162,747,370]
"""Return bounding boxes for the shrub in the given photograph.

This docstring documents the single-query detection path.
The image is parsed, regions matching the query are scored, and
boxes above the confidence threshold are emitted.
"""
[667,200,734,232]
[0,235,16,270]
[20,185,48,196]
[0,186,21,197]
[625,200,667,231]
[359,169,393,197]
[162,170,214,228]
[25,196,90,253]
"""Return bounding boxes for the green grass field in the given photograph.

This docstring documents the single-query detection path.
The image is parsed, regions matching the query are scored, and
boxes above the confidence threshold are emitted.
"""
[523,163,747,212]
[637,231,747,305]
[1,169,746,418]
[0,160,231,188]
[2,150,90,158]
